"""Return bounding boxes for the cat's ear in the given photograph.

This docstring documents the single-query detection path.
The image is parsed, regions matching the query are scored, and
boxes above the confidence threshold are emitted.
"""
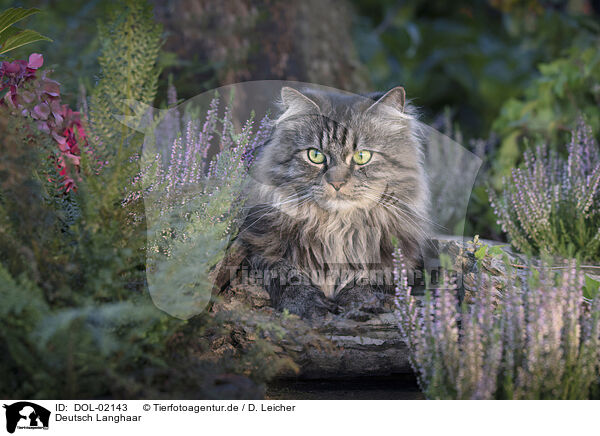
[366,86,406,114]
[278,87,320,122]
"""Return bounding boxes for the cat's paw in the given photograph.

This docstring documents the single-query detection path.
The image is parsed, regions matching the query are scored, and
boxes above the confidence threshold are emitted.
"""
[277,285,335,319]
[334,286,388,314]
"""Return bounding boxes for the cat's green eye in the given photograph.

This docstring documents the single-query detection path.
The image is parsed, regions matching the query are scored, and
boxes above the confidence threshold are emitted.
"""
[307,148,325,164]
[353,150,372,165]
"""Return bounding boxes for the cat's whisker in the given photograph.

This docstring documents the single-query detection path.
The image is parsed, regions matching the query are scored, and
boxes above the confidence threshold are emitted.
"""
[241,192,309,210]
[377,192,446,230]
[381,200,443,231]
[242,194,312,232]
[363,193,433,245]
[373,198,430,235]
[241,194,310,218]
[378,192,433,220]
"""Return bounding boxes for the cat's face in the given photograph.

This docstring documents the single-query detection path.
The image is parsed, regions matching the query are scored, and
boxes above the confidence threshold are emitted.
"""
[254,87,425,215]
[291,116,391,212]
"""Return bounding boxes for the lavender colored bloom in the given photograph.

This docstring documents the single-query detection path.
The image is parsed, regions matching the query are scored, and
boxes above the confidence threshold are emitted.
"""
[123,96,271,253]
[490,122,600,261]
[394,247,600,399]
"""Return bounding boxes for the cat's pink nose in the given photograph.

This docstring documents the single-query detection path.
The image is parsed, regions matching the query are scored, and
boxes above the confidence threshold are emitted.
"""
[330,181,345,191]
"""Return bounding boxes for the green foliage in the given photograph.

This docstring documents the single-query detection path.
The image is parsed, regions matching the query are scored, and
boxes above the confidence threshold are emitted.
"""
[0,7,51,56]
[0,1,289,399]
[493,44,600,184]
[0,0,118,107]
[352,1,600,239]
[584,274,600,301]
[76,0,162,304]
[351,0,599,137]
[0,0,174,398]
[89,0,161,157]
[474,244,508,261]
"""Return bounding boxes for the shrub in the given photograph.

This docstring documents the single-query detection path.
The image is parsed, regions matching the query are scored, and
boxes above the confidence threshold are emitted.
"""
[0,52,90,191]
[493,43,600,183]
[0,0,284,399]
[0,0,173,399]
[489,123,600,261]
[351,0,599,138]
[124,96,271,319]
[394,251,600,400]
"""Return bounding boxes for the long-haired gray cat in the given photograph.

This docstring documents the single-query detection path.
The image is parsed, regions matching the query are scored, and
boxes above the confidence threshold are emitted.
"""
[238,86,430,318]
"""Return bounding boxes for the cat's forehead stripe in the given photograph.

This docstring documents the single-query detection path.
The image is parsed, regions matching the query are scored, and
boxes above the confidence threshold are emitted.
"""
[328,118,336,144]
[319,118,356,153]
[337,122,347,149]
[320,127,328,150]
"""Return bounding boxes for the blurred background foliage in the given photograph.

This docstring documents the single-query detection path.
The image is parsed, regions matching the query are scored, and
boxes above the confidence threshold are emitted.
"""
[353,0,600,137]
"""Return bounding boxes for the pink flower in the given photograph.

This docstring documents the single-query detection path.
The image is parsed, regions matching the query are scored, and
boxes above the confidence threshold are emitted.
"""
[28,53,44,69]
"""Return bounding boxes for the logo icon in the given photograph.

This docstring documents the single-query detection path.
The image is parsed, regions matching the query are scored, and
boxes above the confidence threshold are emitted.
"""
[3,402,50,434]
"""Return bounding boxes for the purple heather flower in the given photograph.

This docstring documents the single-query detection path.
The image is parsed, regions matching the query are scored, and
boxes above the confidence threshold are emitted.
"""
[124,95,271,232]
[394,247,600,399]
[489,122,600,261]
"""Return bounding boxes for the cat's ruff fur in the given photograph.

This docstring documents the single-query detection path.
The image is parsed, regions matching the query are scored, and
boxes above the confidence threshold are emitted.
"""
[239,86,430,318]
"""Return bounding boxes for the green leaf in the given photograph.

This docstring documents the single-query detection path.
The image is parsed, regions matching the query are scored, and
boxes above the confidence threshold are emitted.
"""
[0,29,52,55]
[0,7,40,35]
[488,245,508,257]
[583,274,600,300]
[0,24,20,46]
[474,245,488,260]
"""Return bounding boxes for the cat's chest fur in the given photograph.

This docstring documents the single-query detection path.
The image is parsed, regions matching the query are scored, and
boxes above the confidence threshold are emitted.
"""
[280,208,392,297]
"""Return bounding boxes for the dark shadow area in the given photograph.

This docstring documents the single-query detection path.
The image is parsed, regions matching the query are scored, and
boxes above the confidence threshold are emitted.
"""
[266,374,423,400]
